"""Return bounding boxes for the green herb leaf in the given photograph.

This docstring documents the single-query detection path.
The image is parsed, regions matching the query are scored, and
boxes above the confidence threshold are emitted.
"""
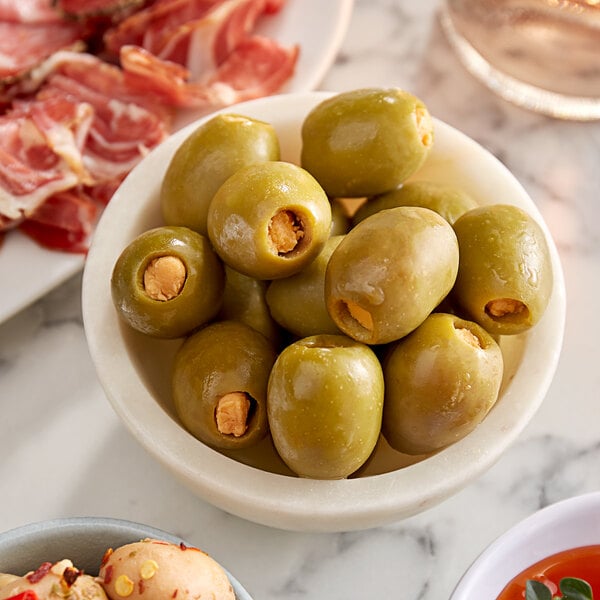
[526,580,553,600]
[559,577,593,600]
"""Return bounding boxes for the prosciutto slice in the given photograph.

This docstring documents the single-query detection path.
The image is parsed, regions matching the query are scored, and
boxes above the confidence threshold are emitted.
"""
[36,53,171,182]
[0,94,93,224]
[0,51,170,234]
[104,0,280,76]
[0,21,85,82]
[120,34,297,108]
[55,0,146,20]
[103,0,230,58]
[0,0,62,24]
[19,188,99,252]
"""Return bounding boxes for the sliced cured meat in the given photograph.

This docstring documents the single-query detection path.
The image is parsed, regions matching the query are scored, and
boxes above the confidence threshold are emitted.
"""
[30,50,173,121]
[84,176,125,205]
[104,0,273,77]
[1,49,169,233]
[264,0,285,13]
[11,93,94,182]
[55,0,147,19]
[120,34,298,107]
[0,0,62,23]
[103,0,227,58]
[155,0,269,76]
[39,71,170,181]
[19,188,99,252]
[0,95,93,224]
[203,34,298,102]
[0,21,86,82]
[120,45,201,106]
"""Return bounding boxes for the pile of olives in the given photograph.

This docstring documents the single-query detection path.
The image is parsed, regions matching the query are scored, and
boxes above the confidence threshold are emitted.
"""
[111,88,553,480]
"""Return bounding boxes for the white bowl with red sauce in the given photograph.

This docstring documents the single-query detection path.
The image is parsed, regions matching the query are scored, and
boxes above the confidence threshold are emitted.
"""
[82,91,566,532]
[450,491,600,599]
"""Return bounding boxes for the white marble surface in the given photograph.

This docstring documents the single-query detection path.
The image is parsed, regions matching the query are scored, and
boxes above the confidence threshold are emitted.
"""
[1,0,599,598]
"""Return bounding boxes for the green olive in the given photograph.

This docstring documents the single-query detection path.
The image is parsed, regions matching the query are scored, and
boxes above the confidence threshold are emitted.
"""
[452,204,553,335]
[267,334,384,479]
[300,88,433,198]
[330,198,352,236]
[265,235,343,337]
[111,226,224,338]
[207,161,332,280]
[325,206,459,344]
[354,181,478,226]
[160,113,280,235]
[218,265,281,344]
[382,313,503,455]
[172,320,277,450]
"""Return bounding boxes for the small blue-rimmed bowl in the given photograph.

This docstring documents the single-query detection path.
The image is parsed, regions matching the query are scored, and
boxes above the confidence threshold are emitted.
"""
[0,517,252,600]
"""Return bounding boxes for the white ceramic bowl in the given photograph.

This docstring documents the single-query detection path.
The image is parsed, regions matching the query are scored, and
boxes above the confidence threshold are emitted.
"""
[82,91,566,532]
[0,517,251,599]
[450,492,600,598]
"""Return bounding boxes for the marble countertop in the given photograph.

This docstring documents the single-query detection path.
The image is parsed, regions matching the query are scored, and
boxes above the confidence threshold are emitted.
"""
[1,0,599,598]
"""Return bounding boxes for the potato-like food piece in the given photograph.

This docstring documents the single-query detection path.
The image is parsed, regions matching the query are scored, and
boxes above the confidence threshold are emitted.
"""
[111,226,224,338]
[0,560,107,600]
[172,320,276,450]
[301,88,433,198]
[325,206,459,344]
[207,161,332,280]
[267,334,384,479]
[452,204,553,335]
[98,539,234,600]
[382,313,503,455]
[160,113,280,236]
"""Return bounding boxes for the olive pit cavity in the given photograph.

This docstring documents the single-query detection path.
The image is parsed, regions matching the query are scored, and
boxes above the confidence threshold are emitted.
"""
[143,255,186,301]
[268,209,305,256]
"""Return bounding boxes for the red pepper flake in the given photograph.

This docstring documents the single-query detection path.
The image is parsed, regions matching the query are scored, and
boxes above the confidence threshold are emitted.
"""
[27,562,52,584]
[179,542,187,551]
[6,591,40,600]
[172,589,178,598]
[103,564,114,585]
[138,579,145,594]
[100,548,113,567]
[62,567,81,587]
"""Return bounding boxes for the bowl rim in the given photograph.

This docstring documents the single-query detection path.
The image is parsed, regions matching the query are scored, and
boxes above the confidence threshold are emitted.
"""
[82,90,567,532]
[0,516,252,600]
[450,491,600,598]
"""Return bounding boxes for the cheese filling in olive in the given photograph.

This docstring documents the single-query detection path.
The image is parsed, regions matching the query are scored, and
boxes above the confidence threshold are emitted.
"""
[485,298,528,320]
[454,323,482,348]
[339,300,374,332]
[143,256,186,301]
[268,210,305,255]
[215,392,252,437]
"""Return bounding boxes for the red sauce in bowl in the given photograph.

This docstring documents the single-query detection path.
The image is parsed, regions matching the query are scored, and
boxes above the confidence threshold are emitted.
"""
[497,545,600,598]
